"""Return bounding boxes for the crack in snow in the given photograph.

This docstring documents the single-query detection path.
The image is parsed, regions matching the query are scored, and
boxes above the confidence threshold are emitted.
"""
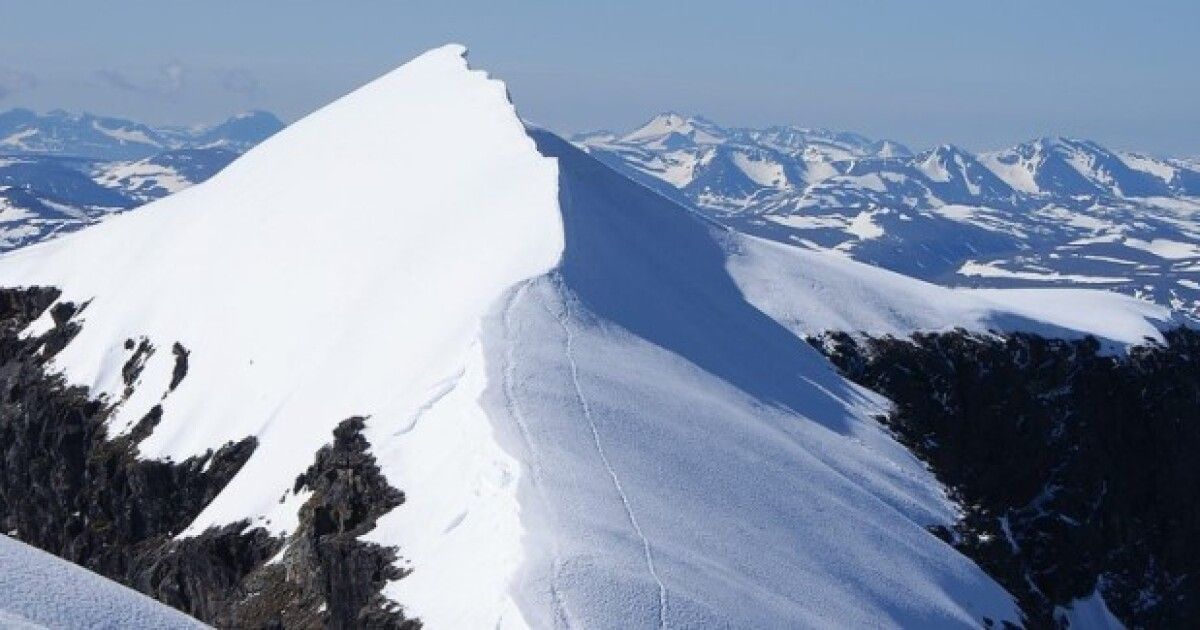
[546,275,669,629]
[392,367,465,435]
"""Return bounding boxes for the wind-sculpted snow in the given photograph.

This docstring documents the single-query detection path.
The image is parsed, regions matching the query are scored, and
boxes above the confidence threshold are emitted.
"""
[0,535,206,629]
[579,115,1200,318]
[0,45,1185,628]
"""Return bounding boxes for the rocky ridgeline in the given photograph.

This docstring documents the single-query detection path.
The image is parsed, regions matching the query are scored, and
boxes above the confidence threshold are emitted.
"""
[0,287,418,629]
[813,328,1200,628]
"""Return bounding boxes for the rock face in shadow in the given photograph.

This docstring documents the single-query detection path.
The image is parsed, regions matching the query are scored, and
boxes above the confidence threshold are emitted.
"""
[230,417,415,630]
[814,328,1200,628]
[0,287,418,629]
[0,287,251,583]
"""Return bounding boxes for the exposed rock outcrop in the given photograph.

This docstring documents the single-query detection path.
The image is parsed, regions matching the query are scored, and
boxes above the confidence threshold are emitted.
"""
[814,328,1200,628]
[230,417,415,630]
[0,287,418,628]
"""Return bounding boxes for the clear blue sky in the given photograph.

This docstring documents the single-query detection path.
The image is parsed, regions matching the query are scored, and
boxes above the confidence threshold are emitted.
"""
[1,0,1196,155]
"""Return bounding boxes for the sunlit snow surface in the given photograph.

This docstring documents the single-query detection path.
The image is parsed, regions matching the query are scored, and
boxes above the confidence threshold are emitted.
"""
[0,46,1182,628]
[0,535,206,628]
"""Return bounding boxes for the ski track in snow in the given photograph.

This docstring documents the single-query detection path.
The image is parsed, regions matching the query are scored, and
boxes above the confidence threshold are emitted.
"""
[544,274,669,630]
[501,281,575,629]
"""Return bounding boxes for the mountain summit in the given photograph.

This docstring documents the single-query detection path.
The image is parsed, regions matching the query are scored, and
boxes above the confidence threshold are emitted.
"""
[0,45,1188,628]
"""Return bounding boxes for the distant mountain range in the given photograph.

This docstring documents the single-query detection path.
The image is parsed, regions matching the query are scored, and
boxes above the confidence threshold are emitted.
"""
[0,109,283,160]
[2,106,1197,320]
[0,109,283,250]
[576,114,1200,317]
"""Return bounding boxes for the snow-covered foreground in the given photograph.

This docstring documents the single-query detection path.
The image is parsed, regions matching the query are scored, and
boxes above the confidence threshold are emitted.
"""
[0,535,206,628]
[0,45,1178,627]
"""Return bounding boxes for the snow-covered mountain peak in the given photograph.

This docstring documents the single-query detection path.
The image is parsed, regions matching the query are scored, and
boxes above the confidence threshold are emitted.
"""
[981,135,1177,198]
[918,142,972,163]
[0,39,563,542]
[0,44,1188,628]
[625,111,689,136]
[620,111,726,146]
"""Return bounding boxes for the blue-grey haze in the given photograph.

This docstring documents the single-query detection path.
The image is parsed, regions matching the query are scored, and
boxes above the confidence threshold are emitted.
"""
[0,0,1196,155]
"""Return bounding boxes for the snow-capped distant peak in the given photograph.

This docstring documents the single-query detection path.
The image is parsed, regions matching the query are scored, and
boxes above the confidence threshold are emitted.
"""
[623,112,693,140]
[619,112,726,145]
[89,119,160,146]
[916,144,967,181]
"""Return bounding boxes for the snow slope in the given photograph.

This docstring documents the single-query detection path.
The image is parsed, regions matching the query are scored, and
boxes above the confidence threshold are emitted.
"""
[470,131,1025,627]
[727,232,1176,349]
[0,535,206,629]
[0,44,562,542]
[0,45,1180,628]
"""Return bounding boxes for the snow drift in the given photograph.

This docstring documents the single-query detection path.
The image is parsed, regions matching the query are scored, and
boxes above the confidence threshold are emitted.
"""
[0,45,1179,627]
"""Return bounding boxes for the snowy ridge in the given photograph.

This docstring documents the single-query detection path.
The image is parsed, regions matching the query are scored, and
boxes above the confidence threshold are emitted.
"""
[0,43,563,620]
[0,46,1182,627]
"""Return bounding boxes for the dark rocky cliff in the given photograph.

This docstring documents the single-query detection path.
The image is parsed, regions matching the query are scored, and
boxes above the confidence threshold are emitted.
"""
[0,287,418,629]
[814,328,1200,629]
